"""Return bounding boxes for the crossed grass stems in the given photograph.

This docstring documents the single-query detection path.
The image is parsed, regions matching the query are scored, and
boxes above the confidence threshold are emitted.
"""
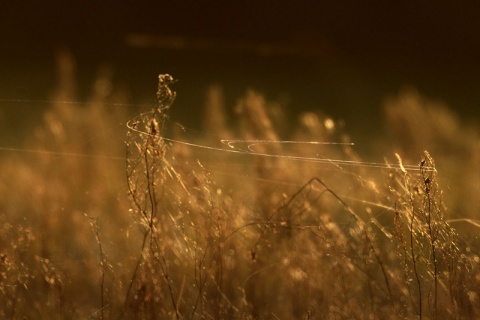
[2,65,479,318]
[120,75,478,319]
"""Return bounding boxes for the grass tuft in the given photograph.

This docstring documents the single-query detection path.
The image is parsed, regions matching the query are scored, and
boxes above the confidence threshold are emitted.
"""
[0,63,479,319]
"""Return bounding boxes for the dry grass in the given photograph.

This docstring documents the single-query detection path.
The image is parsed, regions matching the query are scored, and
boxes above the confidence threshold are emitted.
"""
[0,56,479,319]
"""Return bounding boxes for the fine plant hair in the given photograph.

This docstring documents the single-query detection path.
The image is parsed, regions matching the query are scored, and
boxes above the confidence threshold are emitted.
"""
[122,74,480,319]
[1,61,480,319]
[125,75,185,317]
[385,88,480,220]
[125,75,240,319]
[389,152,477,319]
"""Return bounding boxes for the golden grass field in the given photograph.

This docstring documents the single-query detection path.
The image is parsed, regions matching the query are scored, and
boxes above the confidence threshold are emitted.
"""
[1,56,479,319]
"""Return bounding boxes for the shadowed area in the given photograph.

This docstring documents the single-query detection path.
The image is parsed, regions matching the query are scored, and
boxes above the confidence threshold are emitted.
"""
[1,2,479,149]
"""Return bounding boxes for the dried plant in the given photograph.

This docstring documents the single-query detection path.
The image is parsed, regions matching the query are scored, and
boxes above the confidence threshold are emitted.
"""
[0,65,479,319]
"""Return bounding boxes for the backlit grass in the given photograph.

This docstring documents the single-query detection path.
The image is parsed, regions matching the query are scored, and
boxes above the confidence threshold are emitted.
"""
[0,57,479,319]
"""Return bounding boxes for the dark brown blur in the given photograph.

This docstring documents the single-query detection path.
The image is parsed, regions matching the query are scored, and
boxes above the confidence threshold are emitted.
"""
[1,2,479,148]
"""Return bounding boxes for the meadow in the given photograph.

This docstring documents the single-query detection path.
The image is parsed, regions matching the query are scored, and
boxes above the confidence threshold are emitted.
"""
[1,57,479,319]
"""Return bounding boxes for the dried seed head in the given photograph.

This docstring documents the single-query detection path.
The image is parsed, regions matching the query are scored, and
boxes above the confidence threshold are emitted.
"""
[157,74,177,111]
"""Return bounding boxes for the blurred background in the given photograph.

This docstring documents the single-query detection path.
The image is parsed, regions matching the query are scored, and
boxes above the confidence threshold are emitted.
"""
[1,1,479,150]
